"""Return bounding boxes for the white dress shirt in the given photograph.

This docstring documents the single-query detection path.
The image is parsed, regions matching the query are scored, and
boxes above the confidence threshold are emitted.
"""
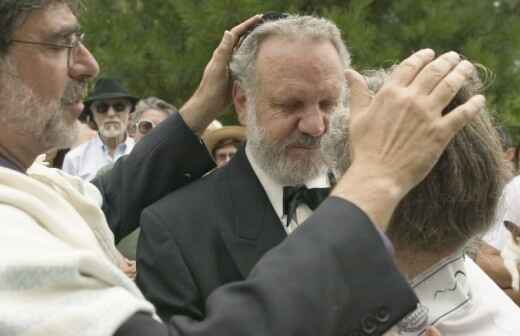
[396,253,520,335]
[483,176,520,249]
[62,133,135,181]
[246,144,331,234]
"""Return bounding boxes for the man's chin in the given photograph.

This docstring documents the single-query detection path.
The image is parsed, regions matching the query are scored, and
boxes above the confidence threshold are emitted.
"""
[287,146,320,160]
[99,129,123,139]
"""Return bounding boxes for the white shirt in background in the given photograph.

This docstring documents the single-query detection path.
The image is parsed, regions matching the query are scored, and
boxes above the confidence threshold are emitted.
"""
[62,133,134,181]
[483,176,520,249]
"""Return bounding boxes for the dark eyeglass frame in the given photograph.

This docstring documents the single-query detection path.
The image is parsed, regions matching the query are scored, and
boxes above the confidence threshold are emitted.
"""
[136,120,156,135]
[9,32,85,68]
[236,12,289,49]
[90,100,132,114]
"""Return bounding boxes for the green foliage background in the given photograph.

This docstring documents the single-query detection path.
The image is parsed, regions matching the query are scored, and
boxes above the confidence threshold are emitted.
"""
[81,0,520,141]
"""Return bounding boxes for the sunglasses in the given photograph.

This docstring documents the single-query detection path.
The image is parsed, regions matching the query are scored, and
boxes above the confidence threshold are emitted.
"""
[136,120,156,135]
[91,100,132,114]
[236,12,289,49]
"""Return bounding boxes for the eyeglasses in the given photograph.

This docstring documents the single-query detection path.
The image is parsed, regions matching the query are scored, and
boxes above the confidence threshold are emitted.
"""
[91,100,132,114]
[236,12,288,49]
[9,31,85,69]
[136,120,156,135]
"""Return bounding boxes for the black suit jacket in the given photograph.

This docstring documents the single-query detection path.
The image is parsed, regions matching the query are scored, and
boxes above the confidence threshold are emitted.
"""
[92,112,215,243]
[137,147,418,335]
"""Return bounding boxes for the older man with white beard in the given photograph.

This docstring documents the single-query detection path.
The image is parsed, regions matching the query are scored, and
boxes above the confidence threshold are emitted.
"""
[62,78,138,181]
[137,14,351,322]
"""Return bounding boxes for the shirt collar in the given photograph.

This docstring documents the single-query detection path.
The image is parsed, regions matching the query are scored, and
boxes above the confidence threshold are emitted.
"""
[245,143,330,220]
[397,252,472,335]
[95,133,134,154]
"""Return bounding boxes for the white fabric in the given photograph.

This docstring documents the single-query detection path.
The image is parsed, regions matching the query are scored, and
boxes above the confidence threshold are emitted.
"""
[396,253,520,335]
[245,144,330,234]
[483,176,520,249]
[0,164,155,336]
[62,133,134,181]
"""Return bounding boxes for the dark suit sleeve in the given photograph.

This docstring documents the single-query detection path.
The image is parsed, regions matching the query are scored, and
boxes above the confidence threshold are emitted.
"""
[92,113,215,243]
[129,197,417,336]
[137,207,204,321]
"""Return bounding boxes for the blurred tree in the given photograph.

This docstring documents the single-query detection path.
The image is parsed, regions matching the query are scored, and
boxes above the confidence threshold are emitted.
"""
[81,0,520,136]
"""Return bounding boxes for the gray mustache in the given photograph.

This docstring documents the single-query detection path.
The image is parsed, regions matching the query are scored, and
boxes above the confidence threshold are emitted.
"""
[286,134,321,147]
[61,82,86,105]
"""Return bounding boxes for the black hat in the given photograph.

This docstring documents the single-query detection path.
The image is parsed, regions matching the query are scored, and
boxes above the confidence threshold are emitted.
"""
[80,78,139,121]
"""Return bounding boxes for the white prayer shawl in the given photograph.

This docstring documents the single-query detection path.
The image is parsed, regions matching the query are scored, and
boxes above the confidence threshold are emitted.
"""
[396,253,520,335]
[0,164,155,336]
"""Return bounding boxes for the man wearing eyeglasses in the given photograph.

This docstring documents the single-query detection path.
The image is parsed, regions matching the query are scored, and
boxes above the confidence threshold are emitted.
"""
[0,1,478,336]
[132,97,177,143]
[62,78,138,181]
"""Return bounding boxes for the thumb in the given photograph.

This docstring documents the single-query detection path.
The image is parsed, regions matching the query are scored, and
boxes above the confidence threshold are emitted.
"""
[345,69,372,115]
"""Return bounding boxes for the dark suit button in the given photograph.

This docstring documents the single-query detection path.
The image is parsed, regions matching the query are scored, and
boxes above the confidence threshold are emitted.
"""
[362,316,377,334]
[375,306,390,323]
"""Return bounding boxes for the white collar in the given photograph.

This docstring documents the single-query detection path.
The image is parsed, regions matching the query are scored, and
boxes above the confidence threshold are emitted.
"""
[94,133,134,153]
[245,143,330,221]
[397,253,472,335]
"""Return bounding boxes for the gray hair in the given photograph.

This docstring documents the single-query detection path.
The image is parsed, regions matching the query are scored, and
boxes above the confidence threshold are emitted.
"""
[0,0,80,56]
[133,96,177,122]
[364,67,508,253]
[229,14,351,94]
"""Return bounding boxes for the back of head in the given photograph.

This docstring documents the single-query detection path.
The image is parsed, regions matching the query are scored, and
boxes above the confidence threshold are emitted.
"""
[230,14,351,93]
[364,67,508,253]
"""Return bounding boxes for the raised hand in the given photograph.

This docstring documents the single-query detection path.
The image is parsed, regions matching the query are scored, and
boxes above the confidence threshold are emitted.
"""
[179,15,262,135]
[333,49,484,229]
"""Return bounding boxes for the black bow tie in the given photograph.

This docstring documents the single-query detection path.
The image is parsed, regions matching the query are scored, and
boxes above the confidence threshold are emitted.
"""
[283,185,330,227]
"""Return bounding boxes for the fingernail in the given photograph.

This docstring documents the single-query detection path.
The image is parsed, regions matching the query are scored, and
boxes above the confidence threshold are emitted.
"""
[459,60,475,74]
[444,51,460,63]
[419,48,435,58]
[475,95,486,107]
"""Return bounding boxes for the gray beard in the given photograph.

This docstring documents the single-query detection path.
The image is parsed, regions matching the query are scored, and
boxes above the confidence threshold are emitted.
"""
[0,61,80,153]
[245,101,349,186]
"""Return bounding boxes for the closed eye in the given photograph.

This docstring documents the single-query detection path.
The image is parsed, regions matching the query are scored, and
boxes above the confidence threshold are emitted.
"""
[319,100,337,113]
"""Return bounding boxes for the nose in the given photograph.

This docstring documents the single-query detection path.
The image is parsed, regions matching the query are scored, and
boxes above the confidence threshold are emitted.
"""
[298,107,327,138]
[68,43,99,81]
[106,106,117,117]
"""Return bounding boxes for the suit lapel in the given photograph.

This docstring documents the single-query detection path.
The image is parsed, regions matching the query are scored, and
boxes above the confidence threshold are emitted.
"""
[218,147,286,278]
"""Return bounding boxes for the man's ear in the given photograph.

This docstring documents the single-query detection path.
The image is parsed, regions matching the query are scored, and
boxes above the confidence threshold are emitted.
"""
[232,81,248,126]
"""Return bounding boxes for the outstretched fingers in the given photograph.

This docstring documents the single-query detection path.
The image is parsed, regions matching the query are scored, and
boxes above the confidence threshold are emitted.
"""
[437,94,485,143]
[411,51,461,95]
[389,49,435,87]
[429,60,476,111]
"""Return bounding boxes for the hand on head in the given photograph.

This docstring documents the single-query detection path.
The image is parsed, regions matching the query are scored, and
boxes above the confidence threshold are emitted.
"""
[347,49,483,196]
[179,15,262,136]
[334,49,484,229]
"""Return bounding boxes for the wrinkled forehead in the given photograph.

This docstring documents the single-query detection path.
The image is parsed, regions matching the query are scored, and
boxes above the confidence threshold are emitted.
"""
[12,1,80,42]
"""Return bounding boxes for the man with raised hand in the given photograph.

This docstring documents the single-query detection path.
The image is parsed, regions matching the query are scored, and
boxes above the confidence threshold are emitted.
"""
[0,1,471,335]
